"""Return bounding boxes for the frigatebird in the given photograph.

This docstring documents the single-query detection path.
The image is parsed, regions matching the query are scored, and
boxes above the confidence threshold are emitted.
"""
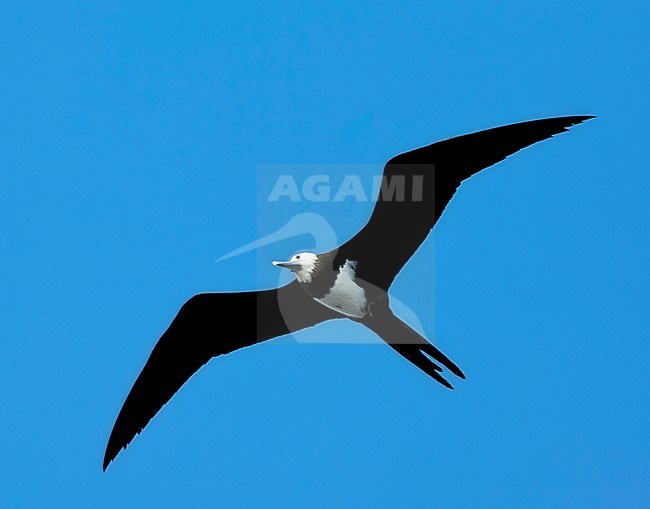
[103,115,593,469]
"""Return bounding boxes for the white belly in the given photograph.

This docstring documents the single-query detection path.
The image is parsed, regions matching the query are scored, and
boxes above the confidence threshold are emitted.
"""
[315,261,367,318]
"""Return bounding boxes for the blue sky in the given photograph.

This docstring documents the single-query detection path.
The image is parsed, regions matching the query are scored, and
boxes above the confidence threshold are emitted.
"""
[1,2,649,507]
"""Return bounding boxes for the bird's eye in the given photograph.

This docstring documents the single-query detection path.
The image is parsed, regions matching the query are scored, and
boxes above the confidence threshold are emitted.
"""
[295,255,301,259]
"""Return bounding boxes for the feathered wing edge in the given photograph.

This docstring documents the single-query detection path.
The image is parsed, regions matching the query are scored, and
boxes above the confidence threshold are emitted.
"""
[103,282,341,470]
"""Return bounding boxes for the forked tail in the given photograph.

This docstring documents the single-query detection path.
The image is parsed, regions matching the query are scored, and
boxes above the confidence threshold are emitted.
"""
[360,307,465,389]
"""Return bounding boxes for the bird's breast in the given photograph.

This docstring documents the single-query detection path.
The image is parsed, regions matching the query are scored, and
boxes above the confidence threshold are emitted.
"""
[312,260,367,318]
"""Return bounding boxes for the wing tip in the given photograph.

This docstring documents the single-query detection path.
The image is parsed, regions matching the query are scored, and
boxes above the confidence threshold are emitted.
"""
[103,438,126,471]
[526,114,595,141]
[103,421,148,471]
[563,114,596,127]
[549,115,596,134]
[102,449,115,471]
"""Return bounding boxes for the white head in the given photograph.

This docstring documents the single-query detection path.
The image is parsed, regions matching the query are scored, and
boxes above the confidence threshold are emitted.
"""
[273,252,318,283]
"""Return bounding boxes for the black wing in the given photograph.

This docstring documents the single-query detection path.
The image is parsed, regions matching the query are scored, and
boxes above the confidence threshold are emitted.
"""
[335,116,594,291]
[103,281,339,470]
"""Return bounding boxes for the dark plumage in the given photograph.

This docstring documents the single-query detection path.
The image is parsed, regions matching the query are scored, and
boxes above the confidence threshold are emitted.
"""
[104,115,594,470]
[301,251,338,299]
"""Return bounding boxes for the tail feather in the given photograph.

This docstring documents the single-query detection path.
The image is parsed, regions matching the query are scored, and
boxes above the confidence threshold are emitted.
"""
[360,308,465,389]
[390,343,455,389]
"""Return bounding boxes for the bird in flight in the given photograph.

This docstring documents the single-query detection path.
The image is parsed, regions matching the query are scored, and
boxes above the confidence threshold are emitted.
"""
[104,115,593,470]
